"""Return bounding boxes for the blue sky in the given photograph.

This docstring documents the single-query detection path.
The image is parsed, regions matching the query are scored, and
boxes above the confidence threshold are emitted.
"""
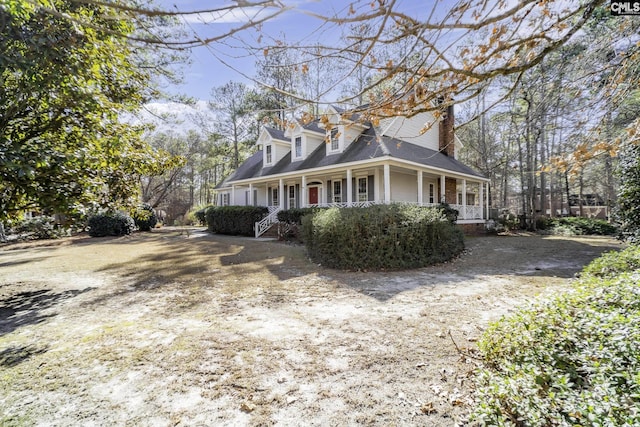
[158,0,438,100]
[161,1,342,99]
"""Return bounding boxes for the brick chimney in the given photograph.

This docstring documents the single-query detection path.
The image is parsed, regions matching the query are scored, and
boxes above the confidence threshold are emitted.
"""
[438,103,455,157]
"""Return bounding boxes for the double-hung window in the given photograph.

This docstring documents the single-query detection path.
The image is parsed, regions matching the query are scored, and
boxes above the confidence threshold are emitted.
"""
[289,186,296,209]
[333,180,342,203]
[357,177,368,202]
[294,136,302,158]
[330,128,339,151]
[429,183,435,204]
[266,145,272,164]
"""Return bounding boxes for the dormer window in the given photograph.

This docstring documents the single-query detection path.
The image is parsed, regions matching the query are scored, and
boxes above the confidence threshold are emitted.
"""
[330,128,339,151]
[265,144,273,165]
[294,136,302,158]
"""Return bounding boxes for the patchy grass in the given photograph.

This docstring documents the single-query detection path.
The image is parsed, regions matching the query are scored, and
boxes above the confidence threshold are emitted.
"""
[0,229,622,426]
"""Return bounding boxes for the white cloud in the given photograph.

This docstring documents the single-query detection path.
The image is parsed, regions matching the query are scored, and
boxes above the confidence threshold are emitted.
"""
[178,6,280,25]
[127,101,215,135]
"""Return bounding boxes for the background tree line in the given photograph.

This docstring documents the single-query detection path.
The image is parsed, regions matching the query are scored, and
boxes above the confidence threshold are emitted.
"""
[146,2,640,232]
[3,0,640,237]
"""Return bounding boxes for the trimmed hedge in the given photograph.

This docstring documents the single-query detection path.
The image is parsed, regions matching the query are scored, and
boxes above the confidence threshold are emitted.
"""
[537,216,617,236]
[301,204,464,270]
[472,245,640,426]
[132,204,157,231]
[205,206,268,236]
[277,207,326,224]
[88,212,135,237]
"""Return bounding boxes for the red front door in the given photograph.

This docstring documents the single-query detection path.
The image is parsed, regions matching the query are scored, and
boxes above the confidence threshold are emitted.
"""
[309,187,319,205]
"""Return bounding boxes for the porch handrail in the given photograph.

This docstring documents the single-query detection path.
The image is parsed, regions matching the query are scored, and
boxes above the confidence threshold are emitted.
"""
[255,207,282,238]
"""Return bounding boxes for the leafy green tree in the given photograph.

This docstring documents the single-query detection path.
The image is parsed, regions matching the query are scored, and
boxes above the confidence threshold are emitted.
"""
[0,0,176,222]
[615,142,640,242]
[209,82,258,169]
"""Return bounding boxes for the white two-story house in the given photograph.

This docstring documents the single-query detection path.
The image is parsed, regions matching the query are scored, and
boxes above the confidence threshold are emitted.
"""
[215,105,489,237]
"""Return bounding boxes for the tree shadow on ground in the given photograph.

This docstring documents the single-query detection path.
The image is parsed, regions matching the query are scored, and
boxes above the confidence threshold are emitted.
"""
[87,233,247,306]
[0,256,49,269]
[83,231,622,306]
[0,344,49,368]
[0,287,94,336]
[329,235,622,301]
[80,232,310,313]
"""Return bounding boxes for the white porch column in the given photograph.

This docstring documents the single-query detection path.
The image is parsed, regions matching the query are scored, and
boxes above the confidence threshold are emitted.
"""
[486,182,490,220]
[248,183,253,206]
[417,170,423,205]
[440,175,446,203]
[479,181,484,220]
[462,179,467,219]
[326,179,331,205]
[265,186,269,207]
[279,179,285,210]
[301,175,307,207]
[384,164,391,204]
[231,185,235,205]
[346,169,353,206]
[374,168,381,202]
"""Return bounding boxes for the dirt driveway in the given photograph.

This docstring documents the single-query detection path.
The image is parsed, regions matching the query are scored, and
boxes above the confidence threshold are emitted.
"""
[0,229,622,426]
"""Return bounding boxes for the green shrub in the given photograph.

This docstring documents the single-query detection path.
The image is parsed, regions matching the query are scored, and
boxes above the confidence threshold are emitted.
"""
[497,209,520,232]
[277,207,325,224]
[301,204,464,270]
[538,217,617,236]
[205,206,268,236]
[12,216,69,240]
[615,142,640,243]
[581,245,640,278]
[436,202,459,224]
[87,212,135,237]
[277,207,328,241]
[472,247,640,426]
[192,205,212,225]
[132,204,157,232]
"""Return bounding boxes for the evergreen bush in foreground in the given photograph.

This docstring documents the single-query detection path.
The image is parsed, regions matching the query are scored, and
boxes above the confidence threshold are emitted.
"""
[87,212,135,237]
[132,204,157,231]
[301,204,464,270]
[473,245,640,426]
[12,216,69,240]
[205,206,268,236]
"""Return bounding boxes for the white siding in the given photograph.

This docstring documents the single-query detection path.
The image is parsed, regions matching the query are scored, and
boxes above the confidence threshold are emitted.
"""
[305,133,325,157]
[272,141,290,164]
[422,179,438,204]
[232,187,245,205]
[380,112,439,151]
[342,124,363,150]
[255,189,268,206]
[390,172,418,203]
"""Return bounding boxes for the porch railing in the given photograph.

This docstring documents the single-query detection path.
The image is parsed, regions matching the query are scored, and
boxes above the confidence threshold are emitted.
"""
[305,201,483,220]
[255,202,483,237]
[306,201,377,209]
[451,204,483,220]
[255,206,281,238]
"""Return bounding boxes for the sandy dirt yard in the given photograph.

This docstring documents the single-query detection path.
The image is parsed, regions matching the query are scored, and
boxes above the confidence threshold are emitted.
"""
[0,229,622,426]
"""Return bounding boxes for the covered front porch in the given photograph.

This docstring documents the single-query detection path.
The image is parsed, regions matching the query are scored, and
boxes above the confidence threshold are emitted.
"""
[218,162,489,236]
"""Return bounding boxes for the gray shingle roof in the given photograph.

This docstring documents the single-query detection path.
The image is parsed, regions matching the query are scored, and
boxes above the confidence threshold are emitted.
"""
[216,125,484,188]
[265,127,287,140]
